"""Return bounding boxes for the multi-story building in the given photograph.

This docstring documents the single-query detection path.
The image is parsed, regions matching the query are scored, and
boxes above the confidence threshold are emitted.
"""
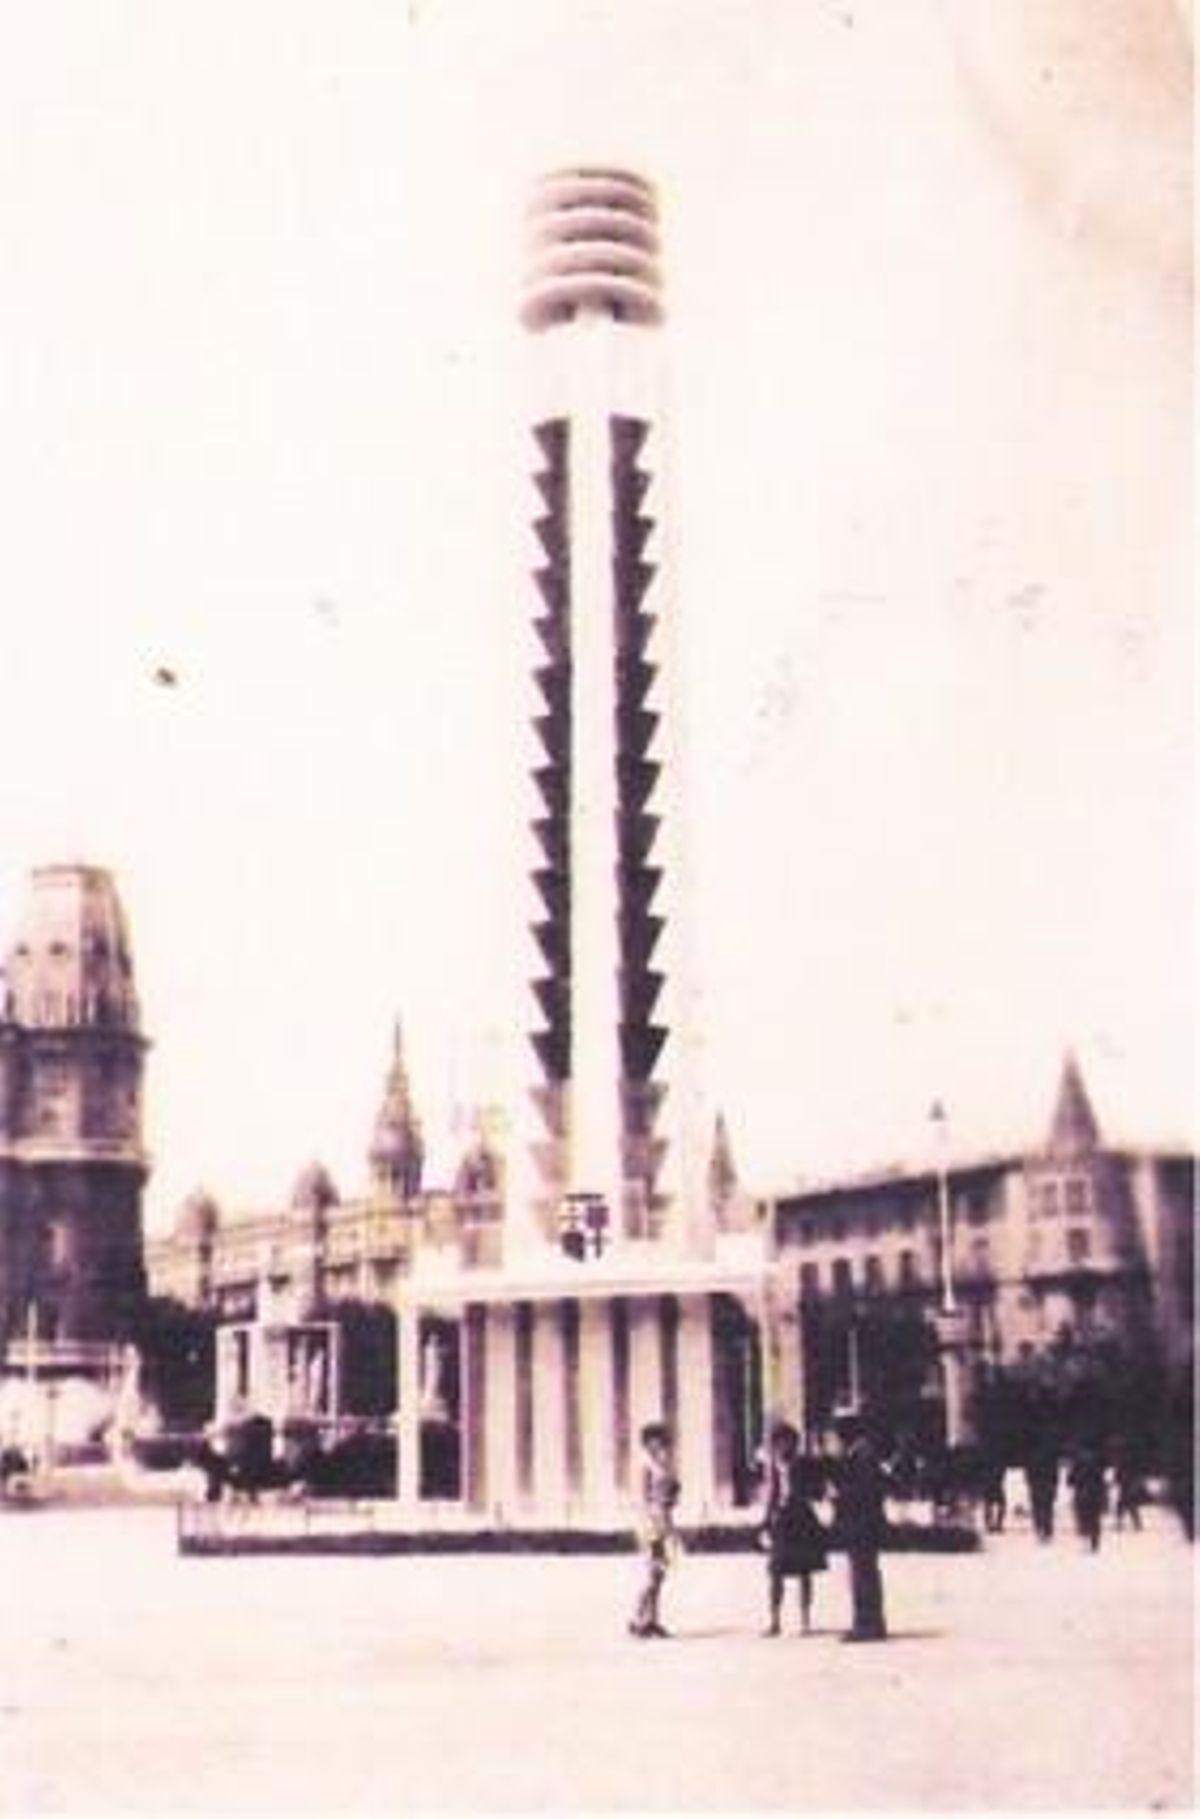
[0,863,149,1371]
[770,1052,1194,1443]
[145,1023,504,1324]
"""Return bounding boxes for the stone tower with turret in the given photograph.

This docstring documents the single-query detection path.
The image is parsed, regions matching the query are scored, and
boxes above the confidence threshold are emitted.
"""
[0,864,149,1345]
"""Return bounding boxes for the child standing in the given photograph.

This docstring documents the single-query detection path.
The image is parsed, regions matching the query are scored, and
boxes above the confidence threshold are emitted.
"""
[760,1421,828,1636]
[629,1421,680,1639]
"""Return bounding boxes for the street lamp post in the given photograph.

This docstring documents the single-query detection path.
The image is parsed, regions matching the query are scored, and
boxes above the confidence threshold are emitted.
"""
[930,1100,956,1316]
[929,1101,969,1451]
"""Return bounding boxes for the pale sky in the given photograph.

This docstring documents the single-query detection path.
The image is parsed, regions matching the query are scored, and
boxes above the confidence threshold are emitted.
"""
[0,1,1192,1233]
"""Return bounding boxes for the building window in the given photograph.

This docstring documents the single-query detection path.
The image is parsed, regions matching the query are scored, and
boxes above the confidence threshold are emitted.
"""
[898,1249,920,1290]
[1067,1227,1091,1266]
[34,1063,70,1135]
[800,1262,820,1301]
[969,1237,991,1278]
[897,1201,918,1233]
[829,1213,846,1242]
[864,1255,884,1295]
[1064,1177,1091,1217]
[832,1258,853,1300]
[799,1218,816,1247]
[1036,1181,1059,1219]
[965,1191,990,1227]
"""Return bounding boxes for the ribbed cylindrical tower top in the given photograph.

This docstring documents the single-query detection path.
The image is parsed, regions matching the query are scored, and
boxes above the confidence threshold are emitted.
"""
[3,862,141,1031]
[521,166,663,331]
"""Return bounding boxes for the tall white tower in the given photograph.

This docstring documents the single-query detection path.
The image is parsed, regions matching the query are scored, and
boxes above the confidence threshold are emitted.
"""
[519,168,704,1258]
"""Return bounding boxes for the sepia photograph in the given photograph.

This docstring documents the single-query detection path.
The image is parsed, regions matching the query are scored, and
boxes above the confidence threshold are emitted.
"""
[0,1,1193,1811]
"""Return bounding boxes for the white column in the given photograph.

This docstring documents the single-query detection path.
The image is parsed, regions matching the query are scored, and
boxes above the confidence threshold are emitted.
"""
[763,1264,805,1432]
[486,1304,519,1525]
[462,1305,487,1514]
[627,1295,664,1439]
[531,1300,567,1520]
[579,1297,618,1521]
[1128,1154,1162,1277]
[395,1301,421,1512]
[676,1293,716,1522]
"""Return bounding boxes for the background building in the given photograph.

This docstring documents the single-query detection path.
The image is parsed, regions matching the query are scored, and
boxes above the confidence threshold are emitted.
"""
[0,863,148,1365]
[771,1052,1194,1450]
[145,1022,504,1327]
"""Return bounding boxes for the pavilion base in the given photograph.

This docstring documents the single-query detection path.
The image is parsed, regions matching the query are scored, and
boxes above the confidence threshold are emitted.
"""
[175,1500,980,1558]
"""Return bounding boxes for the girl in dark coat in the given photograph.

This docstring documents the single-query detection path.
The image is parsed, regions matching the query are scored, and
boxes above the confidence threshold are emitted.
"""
[761,1422,828,1636]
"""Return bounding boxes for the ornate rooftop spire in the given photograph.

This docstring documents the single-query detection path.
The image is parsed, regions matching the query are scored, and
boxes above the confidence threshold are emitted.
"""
[707,1110,738,1213]
[369,1018,424,1199]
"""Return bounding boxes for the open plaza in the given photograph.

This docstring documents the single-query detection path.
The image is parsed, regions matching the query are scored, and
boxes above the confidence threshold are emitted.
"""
[0,1501,1193,1813]
[0,23,1191,1819]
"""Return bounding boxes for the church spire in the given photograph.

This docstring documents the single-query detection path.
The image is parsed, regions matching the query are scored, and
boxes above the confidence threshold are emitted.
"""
[369,1019,424,1199]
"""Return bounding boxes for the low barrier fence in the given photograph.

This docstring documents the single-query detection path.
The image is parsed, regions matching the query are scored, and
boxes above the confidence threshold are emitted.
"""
[175,1494,980,1557]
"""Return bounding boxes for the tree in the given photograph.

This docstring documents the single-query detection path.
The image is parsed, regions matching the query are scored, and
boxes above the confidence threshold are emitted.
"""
[319,1299,397,1418]
[132,1296,218,1431]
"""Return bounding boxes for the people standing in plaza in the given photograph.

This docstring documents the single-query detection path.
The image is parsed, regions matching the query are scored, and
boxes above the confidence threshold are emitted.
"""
[628,1421,681,1639]
[833,1413,889,1643]
[759,1421,828,1636]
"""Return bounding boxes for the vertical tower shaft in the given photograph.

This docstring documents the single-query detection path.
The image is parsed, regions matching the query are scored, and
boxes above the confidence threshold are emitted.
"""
[522,168,692,1252]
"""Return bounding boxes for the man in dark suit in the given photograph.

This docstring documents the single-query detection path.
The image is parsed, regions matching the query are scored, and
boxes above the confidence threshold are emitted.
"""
[833,1412,890,1642]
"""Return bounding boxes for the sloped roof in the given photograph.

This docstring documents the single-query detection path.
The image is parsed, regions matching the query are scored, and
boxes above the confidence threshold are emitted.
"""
[1046,1051,1102,1157]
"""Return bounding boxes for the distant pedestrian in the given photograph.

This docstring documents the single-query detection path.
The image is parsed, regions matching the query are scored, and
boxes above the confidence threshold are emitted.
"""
[1112,1442,1145,1532]
[0,1435,31,1500]
[759,1422,828,1636]
[1069,1444,1107,1551]
[1025,1442,1060,1542]
[981,1461,1007,1532]
[628,1421,680,1639]
[833,1414,889,1643]
[195,1421,230,1503]
[980,1443,1008,1533]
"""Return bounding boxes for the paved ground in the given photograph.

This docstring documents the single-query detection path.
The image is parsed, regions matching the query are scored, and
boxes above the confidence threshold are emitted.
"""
[0,1503,1193,1812]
